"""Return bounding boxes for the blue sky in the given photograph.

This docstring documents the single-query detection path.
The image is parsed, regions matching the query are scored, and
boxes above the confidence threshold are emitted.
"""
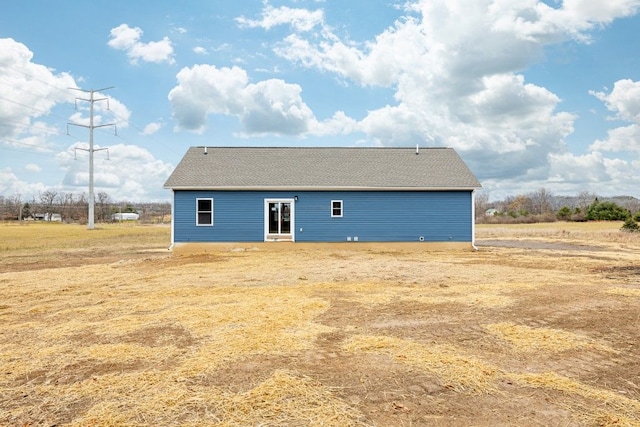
[1,0,640,203]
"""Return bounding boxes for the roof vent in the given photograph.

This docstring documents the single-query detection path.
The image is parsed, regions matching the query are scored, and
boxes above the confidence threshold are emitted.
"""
[416,144,419,155]
[203,146,208,155]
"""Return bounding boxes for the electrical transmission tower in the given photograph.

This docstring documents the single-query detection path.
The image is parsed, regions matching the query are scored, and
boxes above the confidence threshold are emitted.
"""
[68,87,115,230]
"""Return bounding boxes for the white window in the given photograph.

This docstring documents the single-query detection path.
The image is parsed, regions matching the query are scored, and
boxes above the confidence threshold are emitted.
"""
[331,200,343,217]
[196,198,214,226]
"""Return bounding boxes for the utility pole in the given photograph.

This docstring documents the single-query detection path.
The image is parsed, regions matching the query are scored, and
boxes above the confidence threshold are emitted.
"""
[68,87,115,230]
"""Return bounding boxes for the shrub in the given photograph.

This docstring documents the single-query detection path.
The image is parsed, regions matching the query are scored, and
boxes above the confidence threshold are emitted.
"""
[556,206,572,221]
[587,200,630,221]
[621,217,640,233]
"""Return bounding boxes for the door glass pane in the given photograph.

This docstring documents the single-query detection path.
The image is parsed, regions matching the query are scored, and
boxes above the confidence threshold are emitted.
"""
[281,203,291,233]
[268,203,279,233]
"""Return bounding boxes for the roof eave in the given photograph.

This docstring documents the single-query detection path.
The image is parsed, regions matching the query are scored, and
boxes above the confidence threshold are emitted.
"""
[164,185,481,191]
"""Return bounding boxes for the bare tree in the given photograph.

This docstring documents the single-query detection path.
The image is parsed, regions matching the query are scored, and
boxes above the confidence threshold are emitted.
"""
[529,188,553,215]
[39,190,58,221]
[75,192,88,224]
[57,192,78,222]
[1,193,24,220]
[11,193,23,220]
[507,195,532,215]
[96,192,112,222]
[474,191,489,219]
[576,191,597,213]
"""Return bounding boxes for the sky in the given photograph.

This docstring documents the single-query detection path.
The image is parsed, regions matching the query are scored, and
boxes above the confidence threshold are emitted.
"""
[1,0,640,203]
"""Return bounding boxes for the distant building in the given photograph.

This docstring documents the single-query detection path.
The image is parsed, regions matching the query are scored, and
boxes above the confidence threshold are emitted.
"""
[111,212,140,221]
[33,213,62,222]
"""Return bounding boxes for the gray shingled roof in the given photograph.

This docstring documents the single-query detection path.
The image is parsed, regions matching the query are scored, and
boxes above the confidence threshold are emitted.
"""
[164,147,481,190]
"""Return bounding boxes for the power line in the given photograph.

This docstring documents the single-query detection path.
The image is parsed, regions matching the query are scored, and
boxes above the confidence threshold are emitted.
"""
[0,137,55,153]
[0,62,73,97]
[68,87,115,230]
[1,77,182,157]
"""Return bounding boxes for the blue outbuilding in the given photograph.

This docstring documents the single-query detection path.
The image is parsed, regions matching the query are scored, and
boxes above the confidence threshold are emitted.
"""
[164,146,482,248]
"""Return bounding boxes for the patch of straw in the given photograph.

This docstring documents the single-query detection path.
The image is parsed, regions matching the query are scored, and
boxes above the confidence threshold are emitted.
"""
[509,371,640,425]
[78,343,179,362]
[65,370,367,427]
[486,322,617,354]
[606,288,640,298]
[63,370,212,426]
[216,369,368,427]
[323,281,535,309]
[343,335,500,394]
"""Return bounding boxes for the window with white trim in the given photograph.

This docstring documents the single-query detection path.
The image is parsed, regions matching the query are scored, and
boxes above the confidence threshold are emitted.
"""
[331,200,343,217]
[196,198,214,226]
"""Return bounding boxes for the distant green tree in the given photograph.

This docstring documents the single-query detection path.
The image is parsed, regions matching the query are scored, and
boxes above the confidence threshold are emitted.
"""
[586,200,630,221]
[556,206,572,221]
[22,203,31,219]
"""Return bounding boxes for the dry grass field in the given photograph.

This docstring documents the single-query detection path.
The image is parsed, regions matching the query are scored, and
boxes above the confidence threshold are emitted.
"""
[1,221,639,426]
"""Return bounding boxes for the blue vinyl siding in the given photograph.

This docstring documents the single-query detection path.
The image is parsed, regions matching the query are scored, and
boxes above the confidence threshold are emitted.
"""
[174,191,264,242]
[173,190,473,242]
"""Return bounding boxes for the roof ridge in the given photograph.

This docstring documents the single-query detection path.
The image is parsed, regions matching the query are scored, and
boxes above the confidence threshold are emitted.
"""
[191,146,453,150]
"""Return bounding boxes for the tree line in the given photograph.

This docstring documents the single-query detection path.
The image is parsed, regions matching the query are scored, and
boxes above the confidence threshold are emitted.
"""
[475,189,640,231]
[0,191,170,224]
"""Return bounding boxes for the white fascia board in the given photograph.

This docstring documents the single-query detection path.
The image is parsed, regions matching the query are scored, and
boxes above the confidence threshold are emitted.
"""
[165,185,480,191]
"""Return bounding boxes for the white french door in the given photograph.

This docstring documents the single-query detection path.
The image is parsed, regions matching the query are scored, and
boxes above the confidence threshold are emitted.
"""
[264,199,295,241]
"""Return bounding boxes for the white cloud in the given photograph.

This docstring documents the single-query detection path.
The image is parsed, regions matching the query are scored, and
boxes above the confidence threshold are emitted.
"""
[25,163,41,173]
[590,79,640,123]
[168,64,318,135]
[264,0,584,166]
[481,0,640,44]
[358,104,424,146]
[108,24,175,65]
[193,46,208,55]
[236,5,324,32]
[561,0,640,26]
[477,149,640,199]
[66,93,131,133]
[0,167,47,199]
[589,79,640,154]
[548,151,640,197]
[309,111,358,136]
[0,38,76,146]
[548,151,610,184]
[168,65,249,133]
[104,97,132,128]
[142,121,163,135]
[241,79,315,135]
[590,124,640,154]
[107,24,141,50]
[56,143,174,201]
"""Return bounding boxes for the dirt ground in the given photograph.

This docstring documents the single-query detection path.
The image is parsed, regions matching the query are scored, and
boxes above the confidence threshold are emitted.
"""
[0,222,639,426]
